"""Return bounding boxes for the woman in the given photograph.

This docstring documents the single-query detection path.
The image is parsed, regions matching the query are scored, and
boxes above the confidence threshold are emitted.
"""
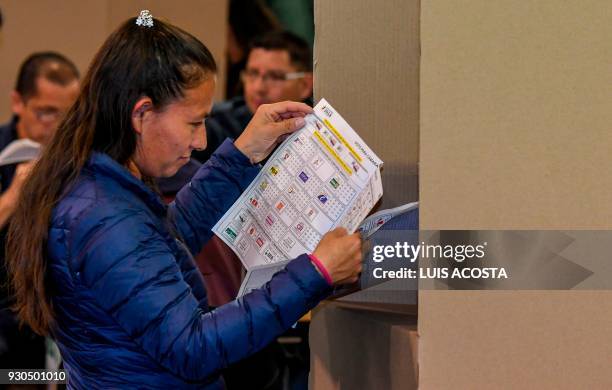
[6,14,361,389]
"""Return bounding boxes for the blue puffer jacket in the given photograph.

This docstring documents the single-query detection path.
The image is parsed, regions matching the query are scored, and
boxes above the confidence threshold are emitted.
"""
[47,140,332,389]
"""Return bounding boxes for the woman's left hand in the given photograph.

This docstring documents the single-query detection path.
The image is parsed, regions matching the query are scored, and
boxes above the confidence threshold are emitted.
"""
[234,101,312,164]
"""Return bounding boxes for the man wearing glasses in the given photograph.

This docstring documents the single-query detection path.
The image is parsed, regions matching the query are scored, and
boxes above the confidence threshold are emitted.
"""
[191,30,313,164]
[0,51,79,369]
[0,52,79,226]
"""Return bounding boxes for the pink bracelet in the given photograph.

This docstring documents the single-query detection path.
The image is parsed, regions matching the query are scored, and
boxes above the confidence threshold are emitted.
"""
[308,254,333,286]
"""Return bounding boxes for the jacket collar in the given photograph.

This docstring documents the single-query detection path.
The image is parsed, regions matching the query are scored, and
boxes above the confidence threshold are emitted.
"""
[86,152,167,216]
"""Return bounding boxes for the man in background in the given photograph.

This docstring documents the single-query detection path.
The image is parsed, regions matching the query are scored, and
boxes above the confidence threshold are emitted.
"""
[193,30,313,163]
[0,52,79,369]
[0,52,79,226]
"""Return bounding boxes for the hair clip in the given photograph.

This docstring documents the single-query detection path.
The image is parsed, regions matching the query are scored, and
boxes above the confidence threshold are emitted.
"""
[136,10,154,28]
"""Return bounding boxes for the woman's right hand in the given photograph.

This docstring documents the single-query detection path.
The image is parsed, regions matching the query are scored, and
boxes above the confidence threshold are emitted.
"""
[312,228,363,285]
[234,101,311,164]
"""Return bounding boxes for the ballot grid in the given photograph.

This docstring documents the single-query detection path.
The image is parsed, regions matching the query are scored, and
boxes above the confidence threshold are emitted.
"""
[212,99,383,295]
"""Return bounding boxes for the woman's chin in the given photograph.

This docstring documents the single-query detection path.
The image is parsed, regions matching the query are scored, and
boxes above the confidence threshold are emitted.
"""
[158,161,186,178]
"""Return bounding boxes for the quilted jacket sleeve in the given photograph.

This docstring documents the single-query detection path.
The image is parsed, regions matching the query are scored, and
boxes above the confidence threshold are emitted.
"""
[70,206,332,381]
[170,139,259,255]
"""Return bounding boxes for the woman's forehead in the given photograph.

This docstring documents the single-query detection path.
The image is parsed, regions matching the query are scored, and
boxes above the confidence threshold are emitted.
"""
[169,78,216,114]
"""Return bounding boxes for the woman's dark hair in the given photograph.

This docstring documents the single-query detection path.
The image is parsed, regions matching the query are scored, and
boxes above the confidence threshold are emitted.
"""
[6,16,217,336]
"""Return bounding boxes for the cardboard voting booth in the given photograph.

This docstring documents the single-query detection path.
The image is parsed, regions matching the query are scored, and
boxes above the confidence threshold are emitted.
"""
[310,0,612,389]
[311,0,420,388]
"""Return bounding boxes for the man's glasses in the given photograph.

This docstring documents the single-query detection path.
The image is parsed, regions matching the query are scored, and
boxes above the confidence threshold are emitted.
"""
[241,69,305,88]
[31,107,64,124]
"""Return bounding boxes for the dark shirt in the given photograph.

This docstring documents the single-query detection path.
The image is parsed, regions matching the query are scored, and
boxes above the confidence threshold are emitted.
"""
[0,118,44,374]
[0,116,20,194]
[0,117,19,308]
[155,158,201,198]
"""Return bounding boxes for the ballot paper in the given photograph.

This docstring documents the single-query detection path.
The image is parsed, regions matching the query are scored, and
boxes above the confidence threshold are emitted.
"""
[358,201,419,239]
[0,139,41,167]
[212,99,383,296]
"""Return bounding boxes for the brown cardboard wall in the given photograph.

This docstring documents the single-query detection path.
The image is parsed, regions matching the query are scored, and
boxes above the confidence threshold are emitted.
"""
[311,1,420,388]
[420,0,612,229]
[419,291,612,389]
[309,302,418,390]
[420,1,612,388]
[313,0,420,209]
[0,0,227,121]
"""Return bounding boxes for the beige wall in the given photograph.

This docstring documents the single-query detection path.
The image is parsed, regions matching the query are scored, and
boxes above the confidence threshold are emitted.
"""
[0,0,227,122]
[420,1,612,388]
[420,0,612,229]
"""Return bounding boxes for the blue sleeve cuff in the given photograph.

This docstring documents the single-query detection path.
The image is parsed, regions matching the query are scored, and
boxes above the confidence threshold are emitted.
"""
[203,138,260,191]
[285,254,334,305]
[213,138,253,167]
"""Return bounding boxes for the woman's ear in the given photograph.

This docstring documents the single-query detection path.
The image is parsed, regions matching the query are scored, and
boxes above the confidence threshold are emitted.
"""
[131,97,153,135]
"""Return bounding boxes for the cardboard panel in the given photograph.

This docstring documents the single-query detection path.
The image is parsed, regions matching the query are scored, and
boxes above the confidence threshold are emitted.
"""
[314,0,420,209]
[419,291,612,389]
[309,302,418,390]
[420,0,612,229]
[420,1,612,388]
[311,1,420,388]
